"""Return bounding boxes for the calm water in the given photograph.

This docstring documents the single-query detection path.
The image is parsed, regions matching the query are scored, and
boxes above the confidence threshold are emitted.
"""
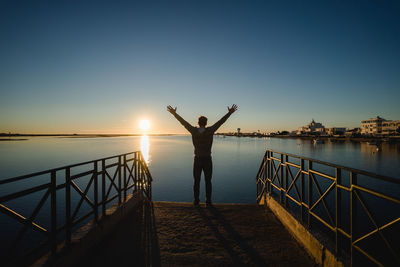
[1,135,399,203]
[1,135,400,259]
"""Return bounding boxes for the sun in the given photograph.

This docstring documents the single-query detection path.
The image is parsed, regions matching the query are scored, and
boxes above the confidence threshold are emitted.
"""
[139,119,150,131]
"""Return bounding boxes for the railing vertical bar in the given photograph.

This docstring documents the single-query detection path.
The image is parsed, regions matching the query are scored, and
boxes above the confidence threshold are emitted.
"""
[268,151,272,194]
[300,158,305,222]
[93,161,98,222]
[123,155,127,201]
[50,171,57,255]
[285,155,289,207]
[134,152,138,192]
[264,151,268,202]
[280,153,284,204]
[102,159,106,216]
[308,160,312,228]
[335,167,342,256]
[118,156,122,206]
[264,151,268,197]
[65,167,71,247]
[263,151,270,202]
[265,151,269,199]
[350,171,357,267]
[138,152,142,191]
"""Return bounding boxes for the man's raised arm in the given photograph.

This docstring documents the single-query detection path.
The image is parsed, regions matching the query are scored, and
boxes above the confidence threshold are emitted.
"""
[210,104,238,132]
[167,105,195,133]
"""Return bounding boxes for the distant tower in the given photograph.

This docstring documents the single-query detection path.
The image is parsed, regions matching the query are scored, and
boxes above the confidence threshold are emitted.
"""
[237,128,241,135]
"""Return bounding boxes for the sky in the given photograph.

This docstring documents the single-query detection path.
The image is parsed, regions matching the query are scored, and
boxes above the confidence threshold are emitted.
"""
[1,0,399,134]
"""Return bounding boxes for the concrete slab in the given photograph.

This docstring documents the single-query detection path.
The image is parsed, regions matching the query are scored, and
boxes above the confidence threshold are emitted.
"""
[76,201,316,267]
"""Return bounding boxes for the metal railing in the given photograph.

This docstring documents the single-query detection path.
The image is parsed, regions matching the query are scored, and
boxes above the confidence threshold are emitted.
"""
[256,149,400,266]
[0,151,152,265]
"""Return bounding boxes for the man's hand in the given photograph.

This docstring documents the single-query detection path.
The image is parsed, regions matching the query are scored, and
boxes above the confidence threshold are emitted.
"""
[167,105,177,115]
[227,104,238,114]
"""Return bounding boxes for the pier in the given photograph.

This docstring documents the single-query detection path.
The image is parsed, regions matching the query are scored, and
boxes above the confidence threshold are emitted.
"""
[1,150,399,266]
[75,201,315,267]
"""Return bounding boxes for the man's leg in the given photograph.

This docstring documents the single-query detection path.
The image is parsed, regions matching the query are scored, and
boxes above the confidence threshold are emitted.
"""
[193,157,202,205]
[204,156,213,204]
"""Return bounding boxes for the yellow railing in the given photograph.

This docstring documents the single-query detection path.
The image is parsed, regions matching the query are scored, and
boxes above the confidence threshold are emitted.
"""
[256,149,400,266]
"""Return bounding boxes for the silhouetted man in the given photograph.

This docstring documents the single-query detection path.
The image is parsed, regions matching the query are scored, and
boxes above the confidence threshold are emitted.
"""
[167,104,238,206]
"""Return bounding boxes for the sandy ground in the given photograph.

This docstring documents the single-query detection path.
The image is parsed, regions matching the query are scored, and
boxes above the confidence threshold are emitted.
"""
[78,201,316,267]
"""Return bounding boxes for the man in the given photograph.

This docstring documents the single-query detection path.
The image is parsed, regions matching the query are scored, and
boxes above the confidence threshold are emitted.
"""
[167,104,238,206]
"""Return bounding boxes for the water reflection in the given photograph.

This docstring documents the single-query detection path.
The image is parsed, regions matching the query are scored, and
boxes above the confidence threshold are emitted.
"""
[140,135,150,165]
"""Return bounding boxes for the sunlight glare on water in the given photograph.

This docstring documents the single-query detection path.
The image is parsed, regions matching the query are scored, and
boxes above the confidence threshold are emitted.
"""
[140,135,150,165]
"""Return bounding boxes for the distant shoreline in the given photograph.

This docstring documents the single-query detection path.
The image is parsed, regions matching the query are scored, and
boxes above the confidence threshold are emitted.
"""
[0,138,28,141]
[216,133,400,143]
[1,134,399,143]
[0,134,179,138]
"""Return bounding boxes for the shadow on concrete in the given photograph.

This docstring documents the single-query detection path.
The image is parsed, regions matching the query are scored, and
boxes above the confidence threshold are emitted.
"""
[77,200,160,267]
[197,206,267,266]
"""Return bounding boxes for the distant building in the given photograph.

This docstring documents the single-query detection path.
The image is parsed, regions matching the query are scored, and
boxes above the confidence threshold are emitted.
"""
[382,120,400,135]
[345,128,361,137]
[325,127,346,136]
[237,128,241,135]
[361,116,400,135]
[361,116,385,135]
[297,119,325,134]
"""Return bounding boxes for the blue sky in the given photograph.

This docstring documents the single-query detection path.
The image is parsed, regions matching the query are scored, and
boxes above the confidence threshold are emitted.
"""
[1,0,399,134]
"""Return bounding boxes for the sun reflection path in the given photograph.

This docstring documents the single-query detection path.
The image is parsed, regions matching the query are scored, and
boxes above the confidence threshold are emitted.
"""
[140,135,150,165]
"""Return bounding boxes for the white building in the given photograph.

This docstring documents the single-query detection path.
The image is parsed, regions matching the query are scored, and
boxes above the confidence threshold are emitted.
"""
[382,120,400,135]
[297,119,325,134]
[361,116,400,136]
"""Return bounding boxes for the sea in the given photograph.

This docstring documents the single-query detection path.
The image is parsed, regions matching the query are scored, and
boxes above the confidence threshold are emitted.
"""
[1,135,399,203]
[0,135,399,259]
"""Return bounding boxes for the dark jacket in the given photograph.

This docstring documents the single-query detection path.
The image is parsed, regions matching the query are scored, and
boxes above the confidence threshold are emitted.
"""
[172,112,232,157]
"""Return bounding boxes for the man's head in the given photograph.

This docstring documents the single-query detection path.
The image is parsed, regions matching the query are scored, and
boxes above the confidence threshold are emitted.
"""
[198,116,207,127]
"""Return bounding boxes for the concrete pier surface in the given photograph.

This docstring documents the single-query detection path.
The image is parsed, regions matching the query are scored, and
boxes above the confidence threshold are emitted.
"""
[77,201,316,267]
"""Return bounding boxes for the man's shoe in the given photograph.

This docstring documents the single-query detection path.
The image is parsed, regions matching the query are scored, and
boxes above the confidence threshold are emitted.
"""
[206,202,213,207]
[193,201,200,207]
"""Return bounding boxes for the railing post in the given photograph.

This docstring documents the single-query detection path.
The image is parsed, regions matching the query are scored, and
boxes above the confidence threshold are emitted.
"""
[50,171,57,255]
[350,171,357,266]
[102,159,106,216]
[93,161,98,223]
[138,153,142,191]
[280,154,284,204]
[118,156,122,206]
[308,160,312,228]
[335,167,342,256]
[134,152,138,192]
[149,170,152,199]
[285,155,289,207]
[65,167,71,247]
[300,158,304,222]
[264,151,268,196]
[268,151,271,194]
[123,155,127,202]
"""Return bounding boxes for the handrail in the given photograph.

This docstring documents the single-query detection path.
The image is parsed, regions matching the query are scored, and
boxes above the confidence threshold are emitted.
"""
[0,151,137,185]
[0,151,152,266]
[264,149,400,184]
[256,149,400,266]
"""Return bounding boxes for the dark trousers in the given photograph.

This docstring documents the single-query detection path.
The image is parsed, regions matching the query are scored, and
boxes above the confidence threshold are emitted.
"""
[193,156,213,203]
